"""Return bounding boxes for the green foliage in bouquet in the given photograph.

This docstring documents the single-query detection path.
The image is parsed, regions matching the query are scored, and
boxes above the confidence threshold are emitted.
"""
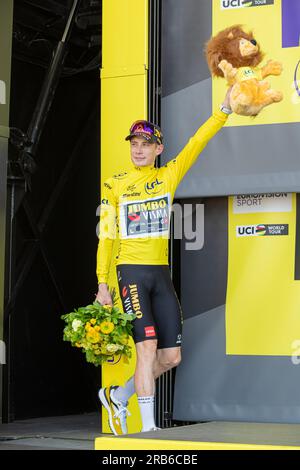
[61,295,136,366]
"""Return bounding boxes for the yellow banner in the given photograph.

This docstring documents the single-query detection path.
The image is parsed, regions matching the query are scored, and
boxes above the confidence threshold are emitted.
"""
[100,0,149,434]
[213,0,300,126]
[226,193,300,356]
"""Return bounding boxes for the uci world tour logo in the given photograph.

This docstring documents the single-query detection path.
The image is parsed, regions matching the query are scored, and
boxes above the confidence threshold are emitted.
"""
[221,0,274,9]
[237,224,289,237]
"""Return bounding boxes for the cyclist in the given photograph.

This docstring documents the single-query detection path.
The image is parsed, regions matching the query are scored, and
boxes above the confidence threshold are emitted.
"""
[96,89,232,435]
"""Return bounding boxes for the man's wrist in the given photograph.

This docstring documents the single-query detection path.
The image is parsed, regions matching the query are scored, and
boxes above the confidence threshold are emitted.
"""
[220,103,232,115]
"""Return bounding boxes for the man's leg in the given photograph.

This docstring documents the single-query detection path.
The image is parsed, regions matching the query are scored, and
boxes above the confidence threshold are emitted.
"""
[100,265,182,434]
[135,339,158,431]
[116,346,181,400]
[101,345,182,434]
[113,376,135,403]
[112,346,181,403]
[153,347,181,378]
[134,343,182,432]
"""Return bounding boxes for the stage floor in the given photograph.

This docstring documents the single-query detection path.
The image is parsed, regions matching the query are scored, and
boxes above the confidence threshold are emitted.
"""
[1,415,300,450]
[95,421,300,450]
[0,412,103,450]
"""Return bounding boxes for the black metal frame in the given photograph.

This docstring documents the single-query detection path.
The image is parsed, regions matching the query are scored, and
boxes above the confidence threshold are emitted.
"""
[0,0,14,425]
[148,0,162,131]
[0,137,9,424]
[10,0,82,186]
[3,0,84,422]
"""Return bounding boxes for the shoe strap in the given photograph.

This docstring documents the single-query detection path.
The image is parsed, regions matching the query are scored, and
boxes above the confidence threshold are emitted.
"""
[113,405,131,419]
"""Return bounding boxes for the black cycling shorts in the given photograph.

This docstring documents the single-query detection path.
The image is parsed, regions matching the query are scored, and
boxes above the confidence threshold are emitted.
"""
[116,265,183,349]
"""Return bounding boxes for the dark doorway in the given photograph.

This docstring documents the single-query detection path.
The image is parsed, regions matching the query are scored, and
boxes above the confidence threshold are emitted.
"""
[4,0,101,422]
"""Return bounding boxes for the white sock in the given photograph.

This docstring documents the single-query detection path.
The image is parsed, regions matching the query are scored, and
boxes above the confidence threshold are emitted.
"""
[114,377,135,404]
[138,396,156,432]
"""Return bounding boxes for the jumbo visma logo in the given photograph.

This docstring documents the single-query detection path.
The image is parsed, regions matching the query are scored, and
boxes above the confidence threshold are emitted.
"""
[221,0,274,9]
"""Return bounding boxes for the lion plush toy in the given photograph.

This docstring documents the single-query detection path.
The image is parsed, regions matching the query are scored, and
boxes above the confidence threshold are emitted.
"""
[205,25,283,116]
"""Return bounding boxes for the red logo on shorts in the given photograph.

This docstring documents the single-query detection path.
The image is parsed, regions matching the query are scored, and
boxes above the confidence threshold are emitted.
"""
[122,286,128,297]
[145,326,156,337]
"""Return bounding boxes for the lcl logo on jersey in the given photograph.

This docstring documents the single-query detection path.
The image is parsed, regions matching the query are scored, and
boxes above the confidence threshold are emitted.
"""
[145,178,163,195]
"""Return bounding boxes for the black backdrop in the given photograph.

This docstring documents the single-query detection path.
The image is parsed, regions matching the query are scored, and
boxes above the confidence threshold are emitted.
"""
[4,57,101,421]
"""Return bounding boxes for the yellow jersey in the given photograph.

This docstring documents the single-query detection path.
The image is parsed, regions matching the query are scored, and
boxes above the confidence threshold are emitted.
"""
[96,110,228,284]
[235,67,262,82]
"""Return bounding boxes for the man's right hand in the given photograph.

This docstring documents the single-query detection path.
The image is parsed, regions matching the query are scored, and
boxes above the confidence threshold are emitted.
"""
[95,283,113,306]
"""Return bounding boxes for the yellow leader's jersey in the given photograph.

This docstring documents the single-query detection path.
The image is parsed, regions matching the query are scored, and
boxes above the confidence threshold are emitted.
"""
[235,67,262,83]
[96,110,228,284]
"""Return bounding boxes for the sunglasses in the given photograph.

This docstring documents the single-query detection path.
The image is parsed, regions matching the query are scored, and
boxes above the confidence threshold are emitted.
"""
[129,120,163,144]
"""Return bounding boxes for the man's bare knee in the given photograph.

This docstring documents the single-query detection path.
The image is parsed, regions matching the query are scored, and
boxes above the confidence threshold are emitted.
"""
[158,348,181,371]
[136,340,158,361]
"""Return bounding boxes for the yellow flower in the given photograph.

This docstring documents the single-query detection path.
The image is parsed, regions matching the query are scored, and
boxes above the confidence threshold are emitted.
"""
[85,322,91,331]
[75,342,81,348]
[100,321,115,334]
[90,318,97,325]
[119,335,128,345]
[100,344,113,355]
[106,343,119,354]
[86,329,100,344]
[72,319,82,331]
[94,326,101,332]
[102,305,112,312]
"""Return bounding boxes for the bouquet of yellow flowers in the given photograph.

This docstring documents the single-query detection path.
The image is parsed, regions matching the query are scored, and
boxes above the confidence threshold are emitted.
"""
[61,300,136,366]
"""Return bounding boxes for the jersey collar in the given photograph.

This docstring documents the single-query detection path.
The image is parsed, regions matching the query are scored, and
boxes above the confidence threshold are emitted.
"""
[133,164,156,173]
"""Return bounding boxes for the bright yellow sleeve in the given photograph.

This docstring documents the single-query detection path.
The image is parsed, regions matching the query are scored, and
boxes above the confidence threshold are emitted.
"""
[96,178,117,284]
[167,110,228,185]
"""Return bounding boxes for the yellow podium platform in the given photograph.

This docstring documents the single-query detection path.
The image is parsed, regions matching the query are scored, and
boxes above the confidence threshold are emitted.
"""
[95,421,300,450]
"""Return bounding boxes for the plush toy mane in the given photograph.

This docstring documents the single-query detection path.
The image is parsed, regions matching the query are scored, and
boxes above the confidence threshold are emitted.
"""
[205,25,264,77]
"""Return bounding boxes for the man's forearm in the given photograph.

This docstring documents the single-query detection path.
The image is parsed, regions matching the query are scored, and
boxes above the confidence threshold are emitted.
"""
[96,237,114,285]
